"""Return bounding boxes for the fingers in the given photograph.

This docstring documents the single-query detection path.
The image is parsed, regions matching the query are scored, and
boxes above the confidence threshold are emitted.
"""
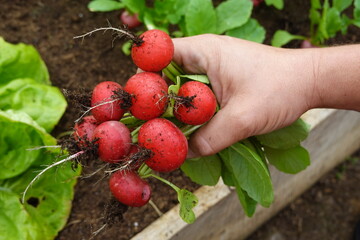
[172,35,220,74]
[187,102,257,157]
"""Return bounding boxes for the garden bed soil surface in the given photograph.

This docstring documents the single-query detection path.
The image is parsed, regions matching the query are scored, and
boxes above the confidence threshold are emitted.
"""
[1,0,359,239]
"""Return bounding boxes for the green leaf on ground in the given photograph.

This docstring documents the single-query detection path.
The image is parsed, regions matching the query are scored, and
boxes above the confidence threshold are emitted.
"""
[0,37,49,85]
[271,30,306,47]
[87,0,124,12]
[226,18,266,43]
[0,110,56,180]
[0,153,80,240]
[215,0,253,34]
[0,78,67,132]
[185,0,217,35]
[265,0,284,10]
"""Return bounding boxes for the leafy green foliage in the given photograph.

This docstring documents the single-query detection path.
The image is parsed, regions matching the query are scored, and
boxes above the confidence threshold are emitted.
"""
[0,78,67,132]
[185,0,217,35]
[178,189,198,224]
[0,153,80,240]
[272,0,360,47]
[256,119,310,149]
[271,30,306,47]
[265,0,284,10]
[226,18,266,43]
[181,155,222,186]
[88,0,124,12]
[87,0,266,43]
[220,143,274,208]
[0,110,55,179]
[0,38,78,239]
[0,38,50,85]
[265,146,310,174]
[216,0,253,34]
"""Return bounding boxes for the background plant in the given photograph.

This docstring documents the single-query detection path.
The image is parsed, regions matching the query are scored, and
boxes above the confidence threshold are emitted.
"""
[272,0,360,47]
[0,37,80,240]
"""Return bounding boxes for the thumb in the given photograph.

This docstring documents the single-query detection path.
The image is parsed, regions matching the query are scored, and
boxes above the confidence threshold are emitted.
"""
[187,102,256,157]
[172,35,218,74]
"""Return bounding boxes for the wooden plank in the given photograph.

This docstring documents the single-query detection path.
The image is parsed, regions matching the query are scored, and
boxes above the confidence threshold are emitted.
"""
[132,109,360,240]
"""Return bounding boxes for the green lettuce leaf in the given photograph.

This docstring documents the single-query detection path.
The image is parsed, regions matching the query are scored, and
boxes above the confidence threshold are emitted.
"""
[0,78,67,132]
[0,37,49,85]
[0,110,56,180]
[0,153,80,240]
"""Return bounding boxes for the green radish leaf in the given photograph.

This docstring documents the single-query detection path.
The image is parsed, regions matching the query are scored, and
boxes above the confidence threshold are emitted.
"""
[0,37,49,85]
[178,189,198,224]
[219,142,274,207]
[215,0,253,34]
[355,0,360,20]
[162,77,180,118]
[265,145,310,174]
[226,18,266,43]
[0,152,80,240]
[310,8,321,26]
[221,159,235,186]
[311,0,322,9]
[256,119,310,149]
[333,0,352,12]
[87,0,124,12]
[265,0,284,10]
[220,147,258,216]
[166,0,190,24]
[0,110,56,180]
[179,75,209,84]
[0,78,67,132]
[121,40,132,56]
[325,8,343,38]
[233,180,257,217]
[318,0,330,41]
[181,155,222,186]
[271,30,306,47]
[185,0,217,35]
[143,11,169,32]
[122,0,145,14]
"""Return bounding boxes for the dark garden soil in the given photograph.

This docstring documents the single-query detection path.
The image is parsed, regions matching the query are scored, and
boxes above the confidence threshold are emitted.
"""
[1,0,359,240]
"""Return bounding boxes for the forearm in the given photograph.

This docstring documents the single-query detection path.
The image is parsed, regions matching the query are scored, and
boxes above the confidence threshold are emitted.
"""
[312,45,360,111]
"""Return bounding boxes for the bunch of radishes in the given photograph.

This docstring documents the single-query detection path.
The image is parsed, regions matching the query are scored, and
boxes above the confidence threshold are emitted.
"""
[72,29,217,209]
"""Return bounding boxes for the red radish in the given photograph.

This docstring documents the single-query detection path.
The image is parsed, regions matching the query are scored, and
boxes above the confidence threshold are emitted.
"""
[174,81,217,125]
[252,0,263,6]
[92,121,131,163]
[301,40,319,48]
[91,81,126,123]
[73,115,98,147]
[131,29,174,72]
[138,118,188,172]
[120,11,141,29]
[109,170,151,207]
[124,72,168,120]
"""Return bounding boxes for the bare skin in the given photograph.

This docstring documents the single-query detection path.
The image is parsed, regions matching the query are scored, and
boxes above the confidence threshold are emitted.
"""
[172,34,360,158]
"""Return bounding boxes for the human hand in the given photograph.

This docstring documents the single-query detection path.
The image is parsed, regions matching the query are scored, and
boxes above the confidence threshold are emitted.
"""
[172,34,318,157]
